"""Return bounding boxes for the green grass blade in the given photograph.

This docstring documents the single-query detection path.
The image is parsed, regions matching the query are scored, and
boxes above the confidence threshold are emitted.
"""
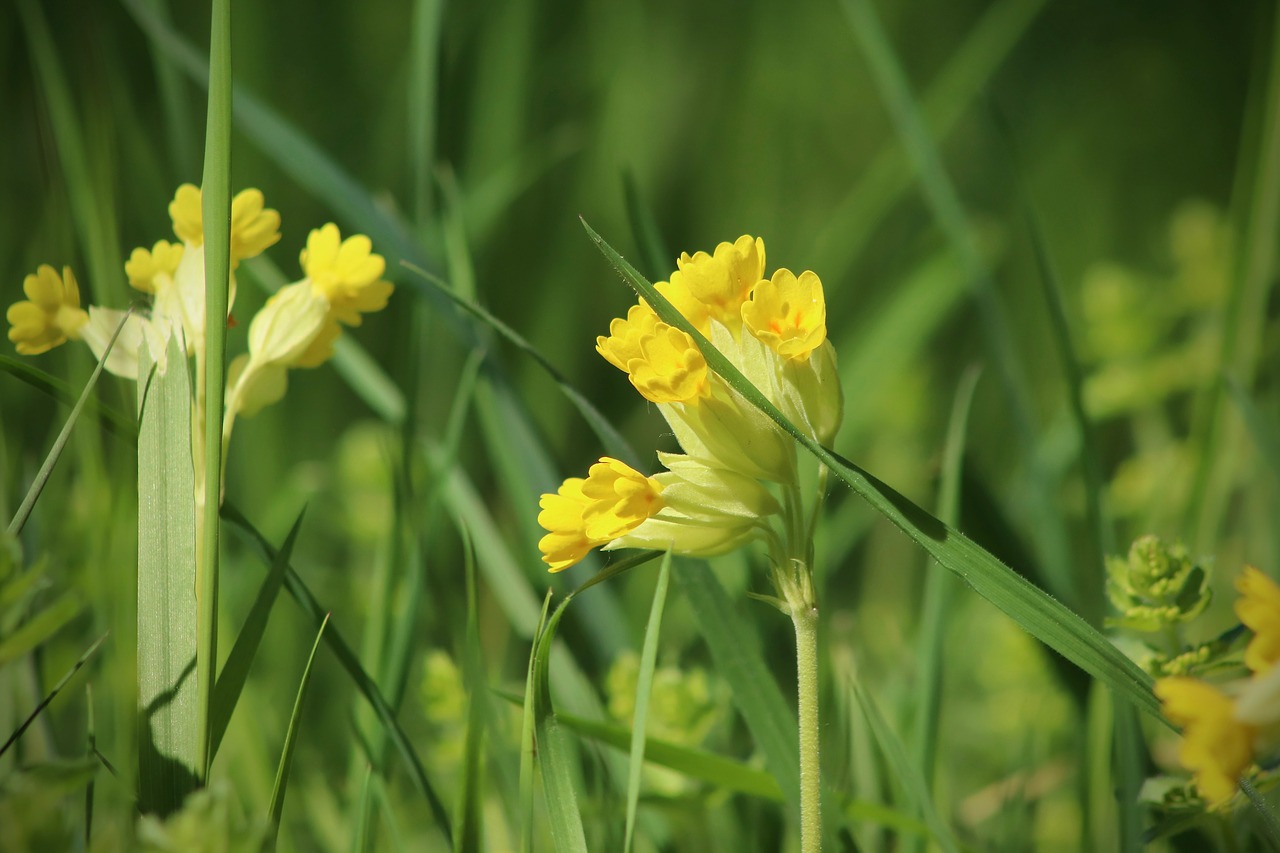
[208,509,307,759]
[221,502,453,846]
[850,675,960,853]
[0,632,107,760]
[404,263,642,470]
[1242,778,1280,846]
[408,0,445,224]
[838,0,1078,609]
[0,590,82,668]
[1226,375,1280,483]
[621,170,671,282]
[583,220,1166,723]
[519,591,554,853]
[532,603,590,852]
[7,309,132,536]
[0,356,135,442]
[623,550,671,853]
[267,612,329,838]
[676,563,800,806]
[910,364,980,839]
[455,530,486,853]
[137,338,199,816]
[196,0,233,783]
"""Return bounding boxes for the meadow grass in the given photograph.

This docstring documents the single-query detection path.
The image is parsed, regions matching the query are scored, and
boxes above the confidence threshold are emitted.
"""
[2,1,1278,851]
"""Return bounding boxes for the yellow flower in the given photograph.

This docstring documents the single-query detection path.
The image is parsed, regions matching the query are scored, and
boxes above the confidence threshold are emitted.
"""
[125,241,185,294]
[537,457,664,572]
[1236,566,1280,673]
[741,268,828,362]
[596,302,661,371]
[168,183,281,264]
[1155,677,1256,806]
[628,325,710,404]
[300,224,394,326]
[670,235,764,329]
[6,265,89,355]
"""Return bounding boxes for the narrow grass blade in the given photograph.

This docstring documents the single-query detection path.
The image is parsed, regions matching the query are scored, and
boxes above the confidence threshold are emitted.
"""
[532,603,589,853]
[582,220,1166,723]
[0,356,135,442]
[910,364,980,837]
[850,675,960,853]
[196,0,234,782]
[267,612,329,838]
[1242,778,1280,847]
[0,633,107,760]
[624,551,671,853]
[676,562,800,806]
[622,170,671,281]
[1226,375,1280,482]
[137,338,199,816]
[408,0,446,224]
[838,0,1077,608]
[8,309,133,536]
[221,502,453,846]
[455,529,486,853]
[208,509,307,759]
[404,262,641,470]
[519,592,554,853]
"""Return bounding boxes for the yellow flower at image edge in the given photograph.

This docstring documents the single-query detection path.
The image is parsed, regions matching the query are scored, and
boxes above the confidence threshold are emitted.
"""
[169,183,282,264]
[538,458,664,572]
[1236,566,1280,673]
[1154,677,1256,806]
[6,265,88,355]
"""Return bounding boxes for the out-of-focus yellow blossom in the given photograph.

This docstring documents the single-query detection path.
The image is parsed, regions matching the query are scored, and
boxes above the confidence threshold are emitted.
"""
[1154,566,1280,807]
[125,240,185,294]
[6,266,88,355]
[168,183,281,265]
[539,235,841,573]
[1236,566,1280,673]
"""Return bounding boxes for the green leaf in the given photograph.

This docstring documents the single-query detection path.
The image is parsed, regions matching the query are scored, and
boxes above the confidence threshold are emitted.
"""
[624,551,671,853]
[0,355,135,442]
[532,599,588,853]
[221,502,453,846]
[455,530,486,853]
[582,220,1166,724]
[519,592,553,853]
[208,509,307,759]
[267,612,329,840]
[0,590,82,668]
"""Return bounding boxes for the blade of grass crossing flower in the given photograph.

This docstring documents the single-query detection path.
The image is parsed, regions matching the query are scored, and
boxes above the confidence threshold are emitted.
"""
[0,633,107,760]
[850,675,960,853]
[676,562,800,807]
[0,356,135,442]
[838,0,1078,610]
[196,0,233,783]
[454,527,486,853]
[136,339,199,815]
[909,364,980,853]
[15,0,126,307]
[520,591,554,853]
[624,551,672,853]
[582,220,1167,724]
[221,502,453,846]
[267,612,329,840]
[622,170,672,282]
[208,509,307,759]
[404,263,641,469]
[7,309,132,536]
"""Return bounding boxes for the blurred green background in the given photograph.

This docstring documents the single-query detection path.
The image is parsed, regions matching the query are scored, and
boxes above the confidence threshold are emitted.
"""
[2,0,1276,849]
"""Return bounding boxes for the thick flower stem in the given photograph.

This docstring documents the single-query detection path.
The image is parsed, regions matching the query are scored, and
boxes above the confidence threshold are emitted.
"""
[792,601,821,853]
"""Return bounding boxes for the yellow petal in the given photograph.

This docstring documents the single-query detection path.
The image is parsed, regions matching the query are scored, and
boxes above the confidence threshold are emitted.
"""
[741,268,827,361]
[673,235,764,327]
[626,325,709,403]
[1155,677,1255,806]
[1236,566,1280,673]
[596,301,661,372]
[125,240,185,294]
[169,183,204,246]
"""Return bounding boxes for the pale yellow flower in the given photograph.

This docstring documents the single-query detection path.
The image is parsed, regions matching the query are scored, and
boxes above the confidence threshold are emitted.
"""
[6,265,89,355]
[1236,566,1280,673]
[670,235,764,329]
[168,183,281,264]
[300,223,394,326]
[741,268,828,362]
[1155,677,1255,806]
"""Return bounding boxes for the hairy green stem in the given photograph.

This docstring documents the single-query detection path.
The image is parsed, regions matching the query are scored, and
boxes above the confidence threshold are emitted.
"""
[792,601,821,853]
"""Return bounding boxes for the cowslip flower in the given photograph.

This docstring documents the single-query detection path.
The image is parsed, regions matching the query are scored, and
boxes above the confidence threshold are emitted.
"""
[539,235,842,573]
[1154,567,1280,806]
[6,265,89,355]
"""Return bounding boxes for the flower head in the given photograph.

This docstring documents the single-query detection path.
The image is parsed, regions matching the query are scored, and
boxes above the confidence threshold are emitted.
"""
[6,265,88,355]
[300,224,394,327]
[671,235,764,329]
[538,457,664,572]
[1236,567,1280,673]
[742,268,827,362]
[1154,677,1255,806]
[168,183,281,264]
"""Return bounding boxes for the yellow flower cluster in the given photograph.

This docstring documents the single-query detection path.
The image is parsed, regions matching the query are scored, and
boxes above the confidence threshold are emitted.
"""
[6,184,392,426]
[1155,567,1280,805]
[538,235,841,572]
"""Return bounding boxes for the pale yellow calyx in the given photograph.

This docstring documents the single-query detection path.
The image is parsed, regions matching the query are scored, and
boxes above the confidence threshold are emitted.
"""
[627,324,710,404]
[7,265,89,355]
[300,223,394,326]
[742,268,827,362]
[596,301,661,371]
[537,458,665,572]
[1155,677,1256,806]
[126,240,185,294]
[673,235,764,327]
[1236,566,1280,673]
[168,184,282,264]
